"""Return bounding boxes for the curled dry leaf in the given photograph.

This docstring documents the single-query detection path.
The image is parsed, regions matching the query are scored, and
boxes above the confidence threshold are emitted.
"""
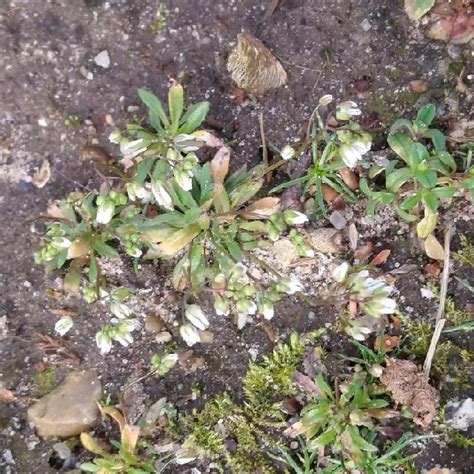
[348,223,358,251]
[32,160,51,188]
[210,146,230,184]
[243,197,281,219]
[381,357,439,428]
[354,242,374,263]
[370,249,391,266]
[424,234,445,260]
[283,420,307,438]
[227,33,287,95]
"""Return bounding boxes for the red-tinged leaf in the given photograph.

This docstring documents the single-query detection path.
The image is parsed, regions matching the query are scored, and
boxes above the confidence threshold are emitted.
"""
[370,249,391,266]
[374,335,400,352]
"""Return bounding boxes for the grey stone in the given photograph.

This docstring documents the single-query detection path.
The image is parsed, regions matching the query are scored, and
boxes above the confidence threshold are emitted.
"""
[445,398,474,431]
[27,370,102,438]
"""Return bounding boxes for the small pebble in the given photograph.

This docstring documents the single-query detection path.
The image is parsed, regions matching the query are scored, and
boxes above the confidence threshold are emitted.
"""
[329,211,347,230]
[155,331,172,343]
[94,50,111,68]
[361,19,371,32]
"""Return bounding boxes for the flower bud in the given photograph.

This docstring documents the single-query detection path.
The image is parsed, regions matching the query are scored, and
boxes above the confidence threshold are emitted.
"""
[280,144,296,160]
[283,209,309,225]
[319,94,333,106]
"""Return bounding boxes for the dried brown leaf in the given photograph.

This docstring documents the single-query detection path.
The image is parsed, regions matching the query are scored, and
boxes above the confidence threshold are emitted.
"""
[354,242,374,263]
[424,234,445,260]
[243,197,280,218]
[210,146,230,184]
[381,358,439,428]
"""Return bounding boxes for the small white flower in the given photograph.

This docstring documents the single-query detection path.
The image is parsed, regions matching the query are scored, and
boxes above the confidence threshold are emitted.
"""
[280,144,296,160]
[303,247,315,257]
[126,181,151,202]
[110,301,131,319]
[96,200,115,224]
[369,364,383,378]
[336,101,361,121]
[333,262,351,283]
[363,296,397,317]
[51,237,72,249]
[174,169,193,191]
[319,94,333,106]
[180,324,201,346]
[175,447,198,465]
[345,322,372,341]
[214,295,230,316]
[278,277,304,295]
[260,300,274,320]
[151,181,174,210]
[120,139,148,157]
[55,316,73,336]
[236,299,257,316]
[339,140,371,168]
[108,130,122,144]
[283,210,309,225]
[185,305,209,331]
[237,312,248,329]
[173,134,204,152]
[420,288,435,299]
[96,330,113,354]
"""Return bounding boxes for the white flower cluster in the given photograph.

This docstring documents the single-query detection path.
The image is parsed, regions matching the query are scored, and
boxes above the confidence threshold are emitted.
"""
[179,304,210,347]
[333,263,397,341]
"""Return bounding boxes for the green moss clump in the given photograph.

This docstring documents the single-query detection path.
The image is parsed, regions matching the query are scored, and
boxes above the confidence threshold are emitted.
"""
[32,367,57,396]
[182,334,305,473]
[453,235,474,268]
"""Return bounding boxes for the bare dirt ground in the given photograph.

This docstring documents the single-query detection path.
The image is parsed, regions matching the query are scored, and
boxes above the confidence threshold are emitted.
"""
[0,0,473,472]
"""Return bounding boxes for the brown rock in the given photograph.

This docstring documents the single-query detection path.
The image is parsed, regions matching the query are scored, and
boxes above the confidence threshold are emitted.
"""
[27,370,102,437]
[271,239,299,268]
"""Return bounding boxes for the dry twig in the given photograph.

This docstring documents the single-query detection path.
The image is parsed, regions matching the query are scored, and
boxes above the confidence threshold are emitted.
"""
[423,223,452,377]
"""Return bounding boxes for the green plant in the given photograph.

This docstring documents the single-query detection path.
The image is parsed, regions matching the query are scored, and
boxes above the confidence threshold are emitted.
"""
[269,436,317,474]
[404,0,436,21]
[80,405,157,473]
[34,84,312,352]
[272,96,371,219]
[181,334,304,472]
[300,371,397,470]
[454,234,474,267]
[361,104,473,243]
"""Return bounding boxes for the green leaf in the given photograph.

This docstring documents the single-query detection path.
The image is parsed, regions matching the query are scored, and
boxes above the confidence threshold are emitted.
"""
[400,193,421,211]
[179,101,210,134]
[414,168,437,189]
[424,129,446,152]
[308,429,337,449]
[422,191,438,213]
[79,462,100,472]
[437,151,457,173]
[112,288,132,300]
[432,186,456,199]
[405,0,435,20]
[152,160,170,181]
[88,253,98,283]
[394,204,419,222]
[417,212,437,238]
[386,167,412,192]
[348,426,378,452]
[136,158,154,183]
[173,181,198,209]
[64,267,81,293]
[226,240,242,261]
[387,133,413,164]
[390,118,414,135]
[409,142,430,169]
[168,83,184,134]
[93,241,119,259]
[416,103,436,126]
[138,89,169,129]
[316,373,334,399]
[194,163,213,204]
[230,180,263,208]
[190,242,203,273]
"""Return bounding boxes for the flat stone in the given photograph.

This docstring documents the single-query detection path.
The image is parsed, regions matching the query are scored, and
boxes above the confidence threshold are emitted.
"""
[305,228,345,253]
[271,238,299,268]
[445,398,474,431]
[27,370,101,438]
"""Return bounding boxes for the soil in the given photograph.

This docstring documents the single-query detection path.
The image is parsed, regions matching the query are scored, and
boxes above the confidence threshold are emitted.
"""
[0,0,473,473]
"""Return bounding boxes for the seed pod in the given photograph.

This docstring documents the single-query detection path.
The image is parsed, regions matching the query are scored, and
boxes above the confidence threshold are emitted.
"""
[227,33,287,95]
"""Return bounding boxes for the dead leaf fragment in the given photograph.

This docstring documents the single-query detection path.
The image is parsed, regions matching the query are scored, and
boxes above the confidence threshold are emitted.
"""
[244,197,280,218]
[374,335,400,352]
[80,145,111,163]
[283,420,307,438]
[370,249,391,266]
[424,262,441,277]
[354,242,374,263]
[32,160,51,188]
[381,358,439,428]
[338,168,359,190]
[424,234,445,260]
[227,33,287,95]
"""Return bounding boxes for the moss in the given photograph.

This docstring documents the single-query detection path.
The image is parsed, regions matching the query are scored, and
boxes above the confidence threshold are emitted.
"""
[183,335,305,472]
[370,88,422,124]
[453,235,474,267]
[32,366,57,396]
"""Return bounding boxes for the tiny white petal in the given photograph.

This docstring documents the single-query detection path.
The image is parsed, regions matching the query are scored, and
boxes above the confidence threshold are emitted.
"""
[55,316,73,336]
